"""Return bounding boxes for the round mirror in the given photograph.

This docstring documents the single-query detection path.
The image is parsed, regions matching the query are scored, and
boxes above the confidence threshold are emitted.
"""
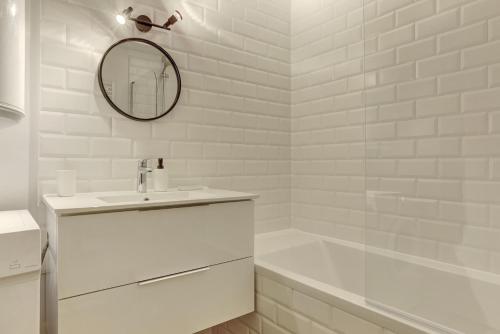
[98,38,181,121]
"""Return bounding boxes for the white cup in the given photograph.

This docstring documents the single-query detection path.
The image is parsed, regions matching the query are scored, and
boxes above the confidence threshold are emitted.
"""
[56,170,76,197]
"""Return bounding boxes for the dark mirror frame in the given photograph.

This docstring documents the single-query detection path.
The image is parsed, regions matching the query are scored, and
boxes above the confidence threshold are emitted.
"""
[98,38,182,122]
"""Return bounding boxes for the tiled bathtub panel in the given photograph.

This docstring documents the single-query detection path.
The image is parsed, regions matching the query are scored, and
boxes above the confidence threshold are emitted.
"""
[209,273,405,334]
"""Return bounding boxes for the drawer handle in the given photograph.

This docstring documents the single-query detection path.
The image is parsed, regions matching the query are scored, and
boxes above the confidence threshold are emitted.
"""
[138,267,210,286]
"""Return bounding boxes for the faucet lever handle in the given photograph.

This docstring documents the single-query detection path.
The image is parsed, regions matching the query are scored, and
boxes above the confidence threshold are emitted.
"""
[138,158,153,168]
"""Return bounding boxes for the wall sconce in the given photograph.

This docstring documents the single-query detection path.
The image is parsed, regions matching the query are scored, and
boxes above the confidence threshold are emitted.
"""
[116,7,183,32]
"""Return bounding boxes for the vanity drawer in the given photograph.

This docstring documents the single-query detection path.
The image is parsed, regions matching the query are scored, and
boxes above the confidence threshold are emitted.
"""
[57,200,254,299]
[58,257,254,334]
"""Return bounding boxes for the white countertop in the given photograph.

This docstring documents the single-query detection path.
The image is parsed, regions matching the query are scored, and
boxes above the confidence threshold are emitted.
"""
[43,188,259,216]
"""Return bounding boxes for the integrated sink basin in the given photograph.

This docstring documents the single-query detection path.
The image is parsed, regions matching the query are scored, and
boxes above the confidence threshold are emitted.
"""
[97,191,216,204]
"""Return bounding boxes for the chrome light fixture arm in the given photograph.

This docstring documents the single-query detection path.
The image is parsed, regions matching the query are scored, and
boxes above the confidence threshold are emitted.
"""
[116,7,183,33]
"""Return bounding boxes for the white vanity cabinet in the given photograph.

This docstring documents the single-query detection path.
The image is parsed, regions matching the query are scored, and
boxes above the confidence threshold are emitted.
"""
[44,190,256,334]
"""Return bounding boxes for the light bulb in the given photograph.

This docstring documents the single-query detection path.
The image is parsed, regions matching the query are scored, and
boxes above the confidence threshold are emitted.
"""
[173,10,183,21]
[116,7,133,25]
[116,14,126,25]
[164,10,183,30]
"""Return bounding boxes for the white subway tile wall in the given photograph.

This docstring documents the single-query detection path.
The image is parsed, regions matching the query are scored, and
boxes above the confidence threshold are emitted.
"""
[38,0,291,233]
[291,0,500,274]
[36,0,500,332]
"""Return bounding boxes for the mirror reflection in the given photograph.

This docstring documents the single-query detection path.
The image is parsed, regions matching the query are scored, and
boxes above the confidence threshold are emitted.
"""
[99,39,181,121]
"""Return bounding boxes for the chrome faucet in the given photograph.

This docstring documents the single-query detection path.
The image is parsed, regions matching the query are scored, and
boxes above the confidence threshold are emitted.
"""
[137,159,153,193]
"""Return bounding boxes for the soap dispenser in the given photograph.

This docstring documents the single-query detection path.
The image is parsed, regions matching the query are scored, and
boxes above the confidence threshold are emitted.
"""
[153,158,169,192]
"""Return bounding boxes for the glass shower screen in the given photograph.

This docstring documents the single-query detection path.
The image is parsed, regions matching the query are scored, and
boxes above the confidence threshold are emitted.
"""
[362,1,500,333]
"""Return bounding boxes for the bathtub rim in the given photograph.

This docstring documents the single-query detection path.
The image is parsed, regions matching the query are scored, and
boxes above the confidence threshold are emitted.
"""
[256,229,500,287]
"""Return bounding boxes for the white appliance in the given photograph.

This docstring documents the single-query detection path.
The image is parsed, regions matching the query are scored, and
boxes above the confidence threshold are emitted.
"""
[0,210,40,334]
[0,0,25,121]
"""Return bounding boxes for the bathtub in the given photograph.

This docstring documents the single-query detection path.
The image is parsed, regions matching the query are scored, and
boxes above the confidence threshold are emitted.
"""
[254,229,500,334]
